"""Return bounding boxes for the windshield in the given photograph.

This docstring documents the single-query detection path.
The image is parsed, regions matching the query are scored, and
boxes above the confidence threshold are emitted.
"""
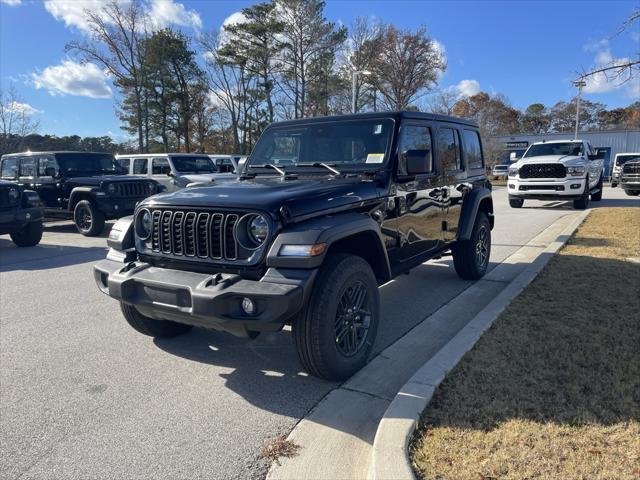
[497,149,526,165]
[246,119,394,172]
[523,142,583,158]
[616,154,640,166]
[170,156,217,173]
[56,153,124,176]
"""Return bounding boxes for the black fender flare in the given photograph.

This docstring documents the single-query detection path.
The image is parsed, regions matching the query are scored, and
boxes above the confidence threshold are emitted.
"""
[69,187,100,210]
[266,212,392,281]
[457,187,494,241]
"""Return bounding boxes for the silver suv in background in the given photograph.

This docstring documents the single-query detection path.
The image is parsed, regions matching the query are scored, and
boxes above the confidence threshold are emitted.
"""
[116,153,237,192]
[611,152,640,187]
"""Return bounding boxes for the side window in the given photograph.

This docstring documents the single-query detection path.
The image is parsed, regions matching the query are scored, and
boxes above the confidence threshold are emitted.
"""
[133,158,148,175]
[437,127,462,172]
[462,129,483,170]
[38,157,59,177]
[152,158,170,175]
[398,125,433,175]
[20,157,36,177]
[116,158,130,171]
[1,158,18,179]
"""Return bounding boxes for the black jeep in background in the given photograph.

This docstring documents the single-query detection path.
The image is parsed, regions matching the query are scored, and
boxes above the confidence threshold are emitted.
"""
[94,112,494,380]
[0,152,163,236]
[0,179,44,247]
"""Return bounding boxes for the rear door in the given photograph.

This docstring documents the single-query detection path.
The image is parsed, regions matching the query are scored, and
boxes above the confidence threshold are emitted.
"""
[436,124,466,241]
[36,155,63,208]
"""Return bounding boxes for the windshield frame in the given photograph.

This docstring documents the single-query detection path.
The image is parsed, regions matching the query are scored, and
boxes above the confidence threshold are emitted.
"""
[245,117,396,175]
[55,153,125,177]
[169,155,218,174]
[522,142,584,159]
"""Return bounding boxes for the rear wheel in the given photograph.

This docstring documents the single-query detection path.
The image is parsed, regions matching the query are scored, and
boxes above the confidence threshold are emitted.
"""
[591,174,603,201]
[573,177,590,209]
[509,196,524,208]
[292,254,380,381]
[74,200,105,236]
[10,220,43,247]
[452,211,491,280]
[120,303,192,338]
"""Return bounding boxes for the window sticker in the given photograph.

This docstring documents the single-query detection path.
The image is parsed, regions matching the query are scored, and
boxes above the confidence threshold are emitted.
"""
[366,153,385,164]
[374,124,383,135]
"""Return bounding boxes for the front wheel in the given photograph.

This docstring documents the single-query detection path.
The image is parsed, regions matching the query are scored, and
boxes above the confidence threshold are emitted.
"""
[74,200,105,236]
[452,211,491,280]
[573,177,590,210]
[292,254,380,381]
[509,196,524,208]
[120,303,193,338]
[10,220,43,247]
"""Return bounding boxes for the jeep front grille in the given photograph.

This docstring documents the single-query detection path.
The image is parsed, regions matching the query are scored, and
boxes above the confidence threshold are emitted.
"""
[148,209,247,262]
[112,181,149,197]
[519,164,566,179]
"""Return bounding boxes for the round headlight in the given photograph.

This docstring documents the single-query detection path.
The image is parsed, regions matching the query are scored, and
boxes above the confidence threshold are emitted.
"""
[248,215,269,244]
[135,208,153,240]
[8,187,19,202]
[147,182,156,193]
[107,183,116,194]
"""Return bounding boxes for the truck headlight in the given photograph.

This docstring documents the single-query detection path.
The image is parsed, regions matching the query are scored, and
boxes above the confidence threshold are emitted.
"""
[567,166,585,176]
[508,167,519,177]
[135,208,153,240]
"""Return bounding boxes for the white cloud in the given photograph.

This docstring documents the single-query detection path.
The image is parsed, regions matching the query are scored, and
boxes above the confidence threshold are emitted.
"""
[148,0,202,30]
[218,11,247,46]
[582,47,634,94]
[32,60,112,99]
[1,0,22,6]
[5,101,41,115]
[43,0,125,32]
[456,79,481,97]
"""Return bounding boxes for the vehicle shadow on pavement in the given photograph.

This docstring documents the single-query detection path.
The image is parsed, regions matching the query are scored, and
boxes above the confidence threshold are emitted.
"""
[0,240,107,272]
[44,221,115,238]
[521,197,639,210]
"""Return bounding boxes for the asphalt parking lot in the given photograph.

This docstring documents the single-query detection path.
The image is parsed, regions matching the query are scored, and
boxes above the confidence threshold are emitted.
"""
[1,186,637,480]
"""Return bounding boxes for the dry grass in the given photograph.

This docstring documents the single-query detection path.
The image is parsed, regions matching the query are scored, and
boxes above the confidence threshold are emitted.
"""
[491,178,508,186]
[260,435,300,466]
[411,207,640,480]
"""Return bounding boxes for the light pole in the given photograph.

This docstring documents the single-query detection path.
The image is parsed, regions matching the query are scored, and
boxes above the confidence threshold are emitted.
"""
[572,79,586,140]
[352,69,371,113]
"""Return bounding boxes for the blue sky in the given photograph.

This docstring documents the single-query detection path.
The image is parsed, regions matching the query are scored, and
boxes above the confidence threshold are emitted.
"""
[1,0,638,140]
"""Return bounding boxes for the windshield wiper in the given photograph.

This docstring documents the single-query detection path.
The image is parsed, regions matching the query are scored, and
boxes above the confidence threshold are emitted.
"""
[251,163,286,176]
[297,162,341,176]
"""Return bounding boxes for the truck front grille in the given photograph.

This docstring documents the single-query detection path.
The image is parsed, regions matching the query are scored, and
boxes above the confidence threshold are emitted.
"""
[622,163,640,174]
[149,209,247,262]
[112,181,150,197]
[519,164,566,179]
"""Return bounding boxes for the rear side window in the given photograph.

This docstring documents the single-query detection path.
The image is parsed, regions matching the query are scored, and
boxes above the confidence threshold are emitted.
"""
[462,130,483,170]
[1,158,18,179]
[20,157,36,177]
[38,157,60,177]
[438,127,462,172]
[152,158,170,175]
[398,125,433,175]
[133,158,148,174]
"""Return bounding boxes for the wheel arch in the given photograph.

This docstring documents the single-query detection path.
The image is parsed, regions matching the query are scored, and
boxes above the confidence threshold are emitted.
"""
[457,188,494,241]
[69,187,97,210]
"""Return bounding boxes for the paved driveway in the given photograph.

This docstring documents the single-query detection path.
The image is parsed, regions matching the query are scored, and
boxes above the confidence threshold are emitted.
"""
[0,186,635,480]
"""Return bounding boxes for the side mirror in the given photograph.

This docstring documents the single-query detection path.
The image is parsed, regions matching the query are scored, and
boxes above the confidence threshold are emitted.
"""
[588,154,598,161]
[405,149,432,175]
[44,166,57,177]
[164,167,173,176]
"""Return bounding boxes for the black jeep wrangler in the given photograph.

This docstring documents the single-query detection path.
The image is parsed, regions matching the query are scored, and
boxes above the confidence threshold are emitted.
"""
[0,151,163,236]
[94,112,494,380]
[0,179,44,247]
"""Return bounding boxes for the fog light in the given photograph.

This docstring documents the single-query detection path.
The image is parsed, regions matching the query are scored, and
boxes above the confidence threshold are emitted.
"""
[508,184,515,189]
[555,185,565,191]
[570,184,581,189]
[242,297,256,315]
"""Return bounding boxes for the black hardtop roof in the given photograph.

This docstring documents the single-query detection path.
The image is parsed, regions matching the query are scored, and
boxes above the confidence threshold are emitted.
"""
[1,151,114,158]
[269,111,479,129]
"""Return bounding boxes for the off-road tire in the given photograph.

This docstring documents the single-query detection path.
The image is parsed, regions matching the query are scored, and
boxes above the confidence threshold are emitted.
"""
[74,200,105,236]
[452,211,491,280]
[625,190,640,196]
[509,196,524,208]
[10,220,43,247]
[573,176,590,210]
[292,254,380,381]
[120,303,192,338]
[591,174,603,201]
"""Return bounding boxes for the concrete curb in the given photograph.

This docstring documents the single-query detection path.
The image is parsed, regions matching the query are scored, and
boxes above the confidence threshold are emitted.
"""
[370,209,590,480]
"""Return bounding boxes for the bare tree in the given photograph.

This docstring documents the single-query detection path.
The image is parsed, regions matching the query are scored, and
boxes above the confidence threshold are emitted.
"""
[367,25,446,110]
[425,89,458,115]
[0,86,40,155]
[66,0,149,152]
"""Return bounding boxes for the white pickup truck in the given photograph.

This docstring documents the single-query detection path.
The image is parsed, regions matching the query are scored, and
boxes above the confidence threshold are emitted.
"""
[507,139,604,209]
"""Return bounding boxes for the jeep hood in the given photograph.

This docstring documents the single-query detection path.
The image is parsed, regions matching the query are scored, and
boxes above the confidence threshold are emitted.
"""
[143,175,380,220]
[515,155,585,167]
[176,172,237,185]
[64,175,151,186]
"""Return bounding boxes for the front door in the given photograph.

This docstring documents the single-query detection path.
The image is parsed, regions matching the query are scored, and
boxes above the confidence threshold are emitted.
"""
[395,122,445,263]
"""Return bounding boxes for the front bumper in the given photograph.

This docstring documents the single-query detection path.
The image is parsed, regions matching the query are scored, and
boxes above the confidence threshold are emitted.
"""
[0,206,44,235]
[95,197,146,218]
[93,258,314,337]
[507,176,586,199]
[620,175,640,190]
